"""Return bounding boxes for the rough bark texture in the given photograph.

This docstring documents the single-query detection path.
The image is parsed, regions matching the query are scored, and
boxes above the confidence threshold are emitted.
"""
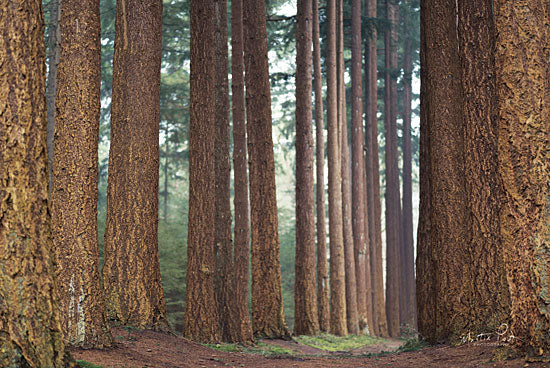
[243,0,290,339]
[351,0,371,334]
[494,0,550,358]
[384,0,400,338]
[213,0,236,343]
[184,0,220,343]
[103,0,169,331]
[0,1,73,366]
[419,0,468,343]
[295,0,320,337]
[230,0,254,344]
[457,0,510,339]
[325,0,348,337]
[313,0,330,334]
[400,1,416,330]
[364,0,387,338]
[46,0,61,195]
[52,0,112,348]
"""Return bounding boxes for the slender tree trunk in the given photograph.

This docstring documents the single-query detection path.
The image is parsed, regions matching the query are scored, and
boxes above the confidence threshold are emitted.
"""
[46,0,61,196]
[163,126,169,221]
[243,0,290,339]
[230,0,254,344]
[184,0,220,343]
[295,0,320,336]
[384,0,400,337]
[313,0,330,334]
[52,0,112,348]
[326,0,348,337]
[457,0,510,338]
[351,0,372,334]
[494,0,550,358]
[213,0,236,343]
[103,0,169,331]
[0,1,73,365]
[400,1,416,330]
[365,0,388,337]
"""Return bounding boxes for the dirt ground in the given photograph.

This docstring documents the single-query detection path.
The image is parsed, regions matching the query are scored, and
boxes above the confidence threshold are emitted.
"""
[71,327,548,368]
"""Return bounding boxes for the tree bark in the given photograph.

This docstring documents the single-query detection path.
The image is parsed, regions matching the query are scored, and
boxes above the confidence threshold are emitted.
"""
[494,0,550,358]
[364,0,388,337]
[384,0,401,338]
[103,0,169,331]
[184,0,220,343]
[243,0,290,339]
[0,1,73,365]
[313,0,330,334]
[230,0,254,344]
[295,0,320,336]
[52,0,112,348]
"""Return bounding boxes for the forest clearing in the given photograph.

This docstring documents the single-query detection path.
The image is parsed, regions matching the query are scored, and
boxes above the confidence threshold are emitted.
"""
[0,0,548,367]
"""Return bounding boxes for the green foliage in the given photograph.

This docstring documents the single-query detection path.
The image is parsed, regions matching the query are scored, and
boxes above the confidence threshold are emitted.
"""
[205,342,296,357]
[77,361,105,368]
[396,338,429,353]
[294,334,383,352]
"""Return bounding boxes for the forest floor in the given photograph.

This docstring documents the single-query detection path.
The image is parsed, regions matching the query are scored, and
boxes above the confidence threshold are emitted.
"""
[71,327,546,368]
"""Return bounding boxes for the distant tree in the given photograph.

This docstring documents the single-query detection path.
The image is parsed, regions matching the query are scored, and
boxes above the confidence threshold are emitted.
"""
[364,0,388,337]
[384,0,401,338]
[184,0,220,343]
[294,0,320,336]
[313,0,331,334]
[494,0,550,358]
[103,0,169,331]
[243,0,290,339]
[0,1,73,365]
[230,0,254,344]
[326,0,348,337]
[52,0,112,348]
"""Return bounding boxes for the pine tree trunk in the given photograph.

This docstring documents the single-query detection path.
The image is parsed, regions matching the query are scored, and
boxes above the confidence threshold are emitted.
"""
[243,0,290,339]
[457,0,510,338]
[313,0,330,334]
[103,0,169,331]
[294,0,320,336]
[326,0,348,337]
[494,0,550,358]
[213,0,236,343]
[400,1,416,330]
[0,1,73,365]
[365,0,388,337]
[46,0,61,196]
[52,0,112,348]
[184,0,220,343]
[384,0,401,338]
[230,0,254,344]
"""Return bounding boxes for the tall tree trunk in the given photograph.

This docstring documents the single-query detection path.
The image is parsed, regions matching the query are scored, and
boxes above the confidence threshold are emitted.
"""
[46,0,61,196]
[0,1,73,365]
[185,0,220,343]
[400,1,416,330]
[295,0,320,336]
[365,0,388,337]
[351,0,372,334]
[313,0,330,334]
[494,0,550,358]
[52,0,112,348]
[163,125,169,221]
[418,0,468,343]
[103,0,169,331]
[457,0,510,338]
[230,0,254,344]
[243,0,290,339]
[214,0,236,343]
[326,0,348,337]
[384,0,400,337]
[338,0,359,336]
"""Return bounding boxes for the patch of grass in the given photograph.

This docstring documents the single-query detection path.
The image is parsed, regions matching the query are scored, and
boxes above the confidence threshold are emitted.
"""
[205,341,296,357]
[396,338,429,353]
[294,333,383,352]
[77,361,105,368]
